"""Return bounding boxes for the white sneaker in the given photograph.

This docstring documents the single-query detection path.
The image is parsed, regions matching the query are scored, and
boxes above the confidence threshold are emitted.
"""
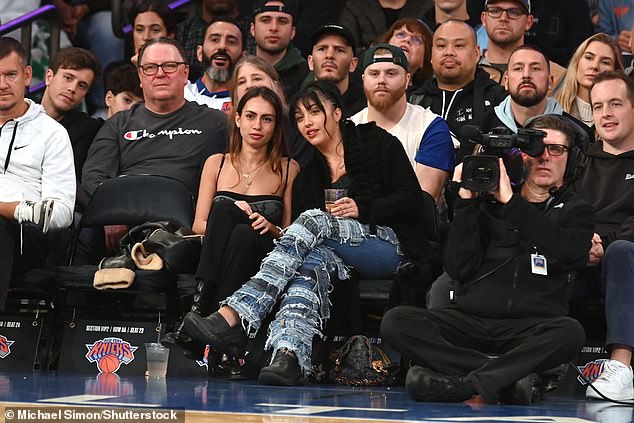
[586,359,634,401]
[14,199,54,233]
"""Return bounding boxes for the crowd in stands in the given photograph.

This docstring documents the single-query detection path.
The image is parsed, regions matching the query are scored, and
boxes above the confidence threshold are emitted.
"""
[2,0,634,407]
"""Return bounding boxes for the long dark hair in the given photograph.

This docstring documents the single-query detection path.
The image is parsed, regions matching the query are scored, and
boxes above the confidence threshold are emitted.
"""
[129,0,177,36]
[230,86,287,187]
[289,80,345,141]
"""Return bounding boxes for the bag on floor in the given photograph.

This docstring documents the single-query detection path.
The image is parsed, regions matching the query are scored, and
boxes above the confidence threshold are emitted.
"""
[328,335,398,386]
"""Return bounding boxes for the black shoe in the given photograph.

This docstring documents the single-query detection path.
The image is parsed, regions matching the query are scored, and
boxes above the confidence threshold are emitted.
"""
[217,355,251,380]
[258,350,304,386]
[499,373,543,405]
[406,366,474,402]
[182,311,248,358]
[160,327,206,361]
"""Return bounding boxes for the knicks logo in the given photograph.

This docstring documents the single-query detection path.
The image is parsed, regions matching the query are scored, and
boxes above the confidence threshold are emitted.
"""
[85,337,138,373]
[0,335,15,359]
[577,359,607,385]
[221,101,232,115]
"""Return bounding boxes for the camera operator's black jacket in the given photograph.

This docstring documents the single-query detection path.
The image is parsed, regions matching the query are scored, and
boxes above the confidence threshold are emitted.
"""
[444,189,594,318]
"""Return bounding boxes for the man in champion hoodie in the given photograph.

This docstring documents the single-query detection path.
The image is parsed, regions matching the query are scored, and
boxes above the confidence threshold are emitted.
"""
[409,20,507,149]
[575,71,634,402]
[0,37,75,311]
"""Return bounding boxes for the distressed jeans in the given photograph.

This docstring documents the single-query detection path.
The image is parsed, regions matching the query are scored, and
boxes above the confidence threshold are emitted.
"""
[221,209,403,372]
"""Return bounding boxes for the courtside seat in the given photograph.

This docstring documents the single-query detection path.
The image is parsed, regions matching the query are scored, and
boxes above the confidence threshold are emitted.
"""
[57,175,197,318]
[357,190,440,304]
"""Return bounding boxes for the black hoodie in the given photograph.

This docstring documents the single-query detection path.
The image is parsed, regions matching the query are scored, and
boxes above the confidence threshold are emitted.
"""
[574,141,634,247]
[408,68,507,145]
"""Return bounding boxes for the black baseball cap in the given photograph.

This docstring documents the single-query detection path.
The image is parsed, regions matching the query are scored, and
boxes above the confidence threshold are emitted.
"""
[253,0,296,20]
[311,24,355,49]
[362,43,408,72]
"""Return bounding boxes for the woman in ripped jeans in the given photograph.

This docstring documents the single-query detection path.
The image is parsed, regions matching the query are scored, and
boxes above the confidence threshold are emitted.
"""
[183,81,436,386]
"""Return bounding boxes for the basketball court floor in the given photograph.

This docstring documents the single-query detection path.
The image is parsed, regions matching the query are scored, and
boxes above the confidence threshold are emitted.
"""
[0,371,631,423]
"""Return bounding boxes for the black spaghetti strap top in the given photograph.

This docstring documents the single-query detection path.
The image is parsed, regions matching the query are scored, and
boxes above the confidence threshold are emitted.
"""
[211,155,290,226]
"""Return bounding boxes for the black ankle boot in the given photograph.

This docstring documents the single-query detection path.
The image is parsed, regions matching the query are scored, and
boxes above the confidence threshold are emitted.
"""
[405,366,475,402]
[182,311,248,358]
[499,373,543,405]
[161,279,216,360]
[258,349,303,386]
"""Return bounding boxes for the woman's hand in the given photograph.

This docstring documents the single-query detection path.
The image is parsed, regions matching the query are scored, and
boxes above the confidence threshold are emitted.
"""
[234,200,253,216]
[330,197,359,218]
[249,212,273,235]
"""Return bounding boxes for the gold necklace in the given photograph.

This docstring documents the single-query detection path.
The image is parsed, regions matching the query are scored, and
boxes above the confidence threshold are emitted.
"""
[239,161,267,190]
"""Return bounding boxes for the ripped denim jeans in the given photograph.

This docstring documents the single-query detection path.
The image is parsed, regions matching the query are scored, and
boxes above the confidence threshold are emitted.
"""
[221,209,403,373]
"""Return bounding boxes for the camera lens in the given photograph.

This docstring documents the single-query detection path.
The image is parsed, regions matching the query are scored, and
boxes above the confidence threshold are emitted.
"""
[462,155,500,192]
[472,164,495,184]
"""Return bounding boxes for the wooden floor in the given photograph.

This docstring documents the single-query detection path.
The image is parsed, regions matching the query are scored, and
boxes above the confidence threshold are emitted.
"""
[0,372,631,423]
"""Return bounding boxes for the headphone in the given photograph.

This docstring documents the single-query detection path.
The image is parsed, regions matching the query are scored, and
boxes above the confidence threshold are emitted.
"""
[525,114,588,184]
[559,115,589,184]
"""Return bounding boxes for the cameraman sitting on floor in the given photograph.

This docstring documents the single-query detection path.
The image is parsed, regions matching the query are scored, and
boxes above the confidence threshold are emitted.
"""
[381,115,594,404]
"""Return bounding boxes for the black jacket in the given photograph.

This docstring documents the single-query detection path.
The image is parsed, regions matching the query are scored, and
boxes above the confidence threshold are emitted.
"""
[292,121,441,302]
[60,109,103,181]
[408,68,507,144]
[444,189,594,318]
[574,141,634,246]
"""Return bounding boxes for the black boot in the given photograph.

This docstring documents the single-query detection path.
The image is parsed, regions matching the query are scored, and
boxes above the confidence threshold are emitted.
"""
[498,373,544,405]
[405,366,476,402]
[182,310,248,358]
[161,279,216,360]
[258,349,304,386]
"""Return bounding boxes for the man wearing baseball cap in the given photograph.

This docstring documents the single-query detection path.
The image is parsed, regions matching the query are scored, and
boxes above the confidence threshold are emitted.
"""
[251,0,309,101]
[351,43,455,202]
[304,24,365,117]
[478,0,572,93]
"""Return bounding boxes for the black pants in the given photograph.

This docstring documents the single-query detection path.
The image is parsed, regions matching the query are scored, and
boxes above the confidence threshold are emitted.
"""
[381,306,585,402]
[0,217,48,311]
[196,201,275,308]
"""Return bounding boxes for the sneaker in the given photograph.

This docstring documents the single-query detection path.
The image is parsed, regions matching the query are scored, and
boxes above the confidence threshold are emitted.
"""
[587,359,634,401]
[14,199,54,233]
[406,366,475,402]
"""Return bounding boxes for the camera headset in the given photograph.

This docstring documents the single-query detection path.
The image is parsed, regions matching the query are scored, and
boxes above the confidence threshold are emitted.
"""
[524,113,589,186]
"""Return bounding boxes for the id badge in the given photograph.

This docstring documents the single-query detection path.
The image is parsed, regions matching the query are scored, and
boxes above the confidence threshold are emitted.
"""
[531,253,548,275]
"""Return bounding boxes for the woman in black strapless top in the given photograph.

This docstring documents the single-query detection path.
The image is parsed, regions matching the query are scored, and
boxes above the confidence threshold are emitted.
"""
[162,87,299,362]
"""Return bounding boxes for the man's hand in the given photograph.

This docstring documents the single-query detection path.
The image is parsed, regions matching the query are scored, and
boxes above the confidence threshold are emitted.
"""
[452,163,477,200]
[104,225,129,255]
[587,233,604,266]
[491,158,513,204]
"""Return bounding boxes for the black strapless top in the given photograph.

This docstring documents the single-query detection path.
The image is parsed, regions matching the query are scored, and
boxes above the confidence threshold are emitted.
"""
[213,191,283,226]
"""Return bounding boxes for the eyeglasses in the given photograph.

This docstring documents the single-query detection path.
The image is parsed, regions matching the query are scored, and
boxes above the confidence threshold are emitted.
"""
[542,144,569,156]
[138,61,186,76]
[485,6,527,19]
[393,31,424,46]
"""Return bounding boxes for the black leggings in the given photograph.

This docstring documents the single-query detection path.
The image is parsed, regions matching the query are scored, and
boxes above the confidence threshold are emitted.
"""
[196,201,275,308]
